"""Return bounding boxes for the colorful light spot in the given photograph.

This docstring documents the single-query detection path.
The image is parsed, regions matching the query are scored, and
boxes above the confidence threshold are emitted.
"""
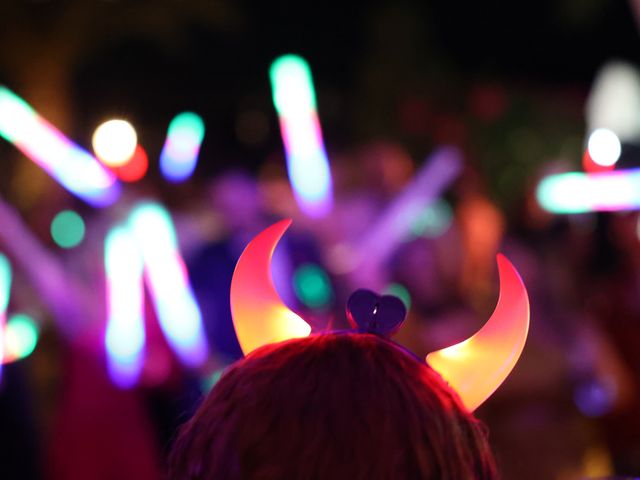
[574,378,617,417]
[92,119,138,168]
[587,128,621,168]
[537,169,640,213]
[293,263,333,309]
[50,210,85,249]
[270,55,333,217]
[0,254,10,374]
[409,199,453,239]
[114,145,148,183]
[0,86,120,206]
[4,313,39,362]
[104,226,146,388]
[160,112,205,182]
[128,202,208,367]
[384,283,412,310]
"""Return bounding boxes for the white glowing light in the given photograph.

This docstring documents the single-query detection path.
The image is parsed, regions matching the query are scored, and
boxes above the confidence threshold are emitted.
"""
[0,86,120,206]
[104,226,146,388]
[128,202,208,367]
[92,119,138,167]
[537,169,640,213]
[587,61,640,143]
[587,129,621,167]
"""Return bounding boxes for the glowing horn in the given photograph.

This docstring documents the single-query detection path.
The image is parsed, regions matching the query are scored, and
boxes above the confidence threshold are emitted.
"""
[426,254,530,411]
[231,219,311,355]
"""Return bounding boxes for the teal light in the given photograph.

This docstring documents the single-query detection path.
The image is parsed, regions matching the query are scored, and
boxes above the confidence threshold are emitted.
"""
[0,253,10,312]
[168,112,205,144]
[410,199,453,239]
[51,210,85,248]
[536,172,592,214]
[201,368,224,393]
[293,263,333,309]
[384,283,412,310]
[270,55,317,115]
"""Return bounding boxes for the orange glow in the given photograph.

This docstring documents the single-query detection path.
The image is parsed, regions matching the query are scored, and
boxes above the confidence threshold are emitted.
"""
[230,219,311,355]
[426,254,530,411]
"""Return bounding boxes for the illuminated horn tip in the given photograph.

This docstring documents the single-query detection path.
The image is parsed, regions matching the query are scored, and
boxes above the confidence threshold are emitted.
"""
[230,219,311,355]
[426,254,530,411]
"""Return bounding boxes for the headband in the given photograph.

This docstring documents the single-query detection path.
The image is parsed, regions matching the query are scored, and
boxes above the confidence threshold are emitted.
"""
[230,219,530,411]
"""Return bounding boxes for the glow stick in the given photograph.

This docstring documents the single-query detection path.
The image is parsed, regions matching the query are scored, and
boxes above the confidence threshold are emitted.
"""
[0,86,120,207]
[536,169,640,213]
[270,55,333,217]
[128,203,208,367]
[355,147,462,267]
[0,254,10,374]
[104,226,146,388]
[159,112,205,182]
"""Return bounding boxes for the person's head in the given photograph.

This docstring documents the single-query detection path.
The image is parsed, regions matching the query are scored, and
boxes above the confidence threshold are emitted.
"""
[168,332,497,480]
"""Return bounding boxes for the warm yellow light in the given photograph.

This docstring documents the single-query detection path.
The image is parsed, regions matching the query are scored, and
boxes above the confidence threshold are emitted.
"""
[92,119,137,167]
[426,254,530,411]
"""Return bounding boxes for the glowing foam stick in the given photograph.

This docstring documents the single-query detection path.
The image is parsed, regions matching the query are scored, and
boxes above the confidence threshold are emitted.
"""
[0,254,10,373]
[0,86,120,207]
[104,226,146,388]
[356,147,462,269]
[128,203,208,367]
[159,112,205,182]
[537,168,640,213]
[270,55,333,217]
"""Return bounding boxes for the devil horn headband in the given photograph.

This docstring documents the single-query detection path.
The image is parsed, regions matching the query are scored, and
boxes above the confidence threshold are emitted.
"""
[230,219,530,411]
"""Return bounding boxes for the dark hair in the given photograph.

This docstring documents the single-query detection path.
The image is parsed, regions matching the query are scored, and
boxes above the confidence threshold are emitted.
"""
[168,333,497,479]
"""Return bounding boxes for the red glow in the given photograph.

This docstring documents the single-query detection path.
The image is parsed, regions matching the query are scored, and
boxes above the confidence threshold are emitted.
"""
[582,149,614,173]
[115,145,149,182]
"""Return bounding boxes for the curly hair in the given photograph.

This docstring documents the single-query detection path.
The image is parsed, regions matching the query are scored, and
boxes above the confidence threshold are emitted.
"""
[168,333,497,479]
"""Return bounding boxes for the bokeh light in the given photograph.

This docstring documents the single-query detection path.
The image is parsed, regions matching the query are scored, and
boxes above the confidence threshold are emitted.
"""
[92,119,138,167]
[114,145,149,183]
[0,254,10,373]
[104,226,146,388]
[270,54,333,217]
[0,86,120,207]
[201,367,225,393]
[4,313,39,362]
[537,169,640,213]
[409,199,453,239]
[0,254,10,314]
[384,283,412,310]
[574,378,617,418]
[50,210,86,249]
[582,149,614,174]
[128,202,208,367]
[587,128,621,168]
[293,263,333,309]
[160,112,205,182]
[587,61,640,143]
